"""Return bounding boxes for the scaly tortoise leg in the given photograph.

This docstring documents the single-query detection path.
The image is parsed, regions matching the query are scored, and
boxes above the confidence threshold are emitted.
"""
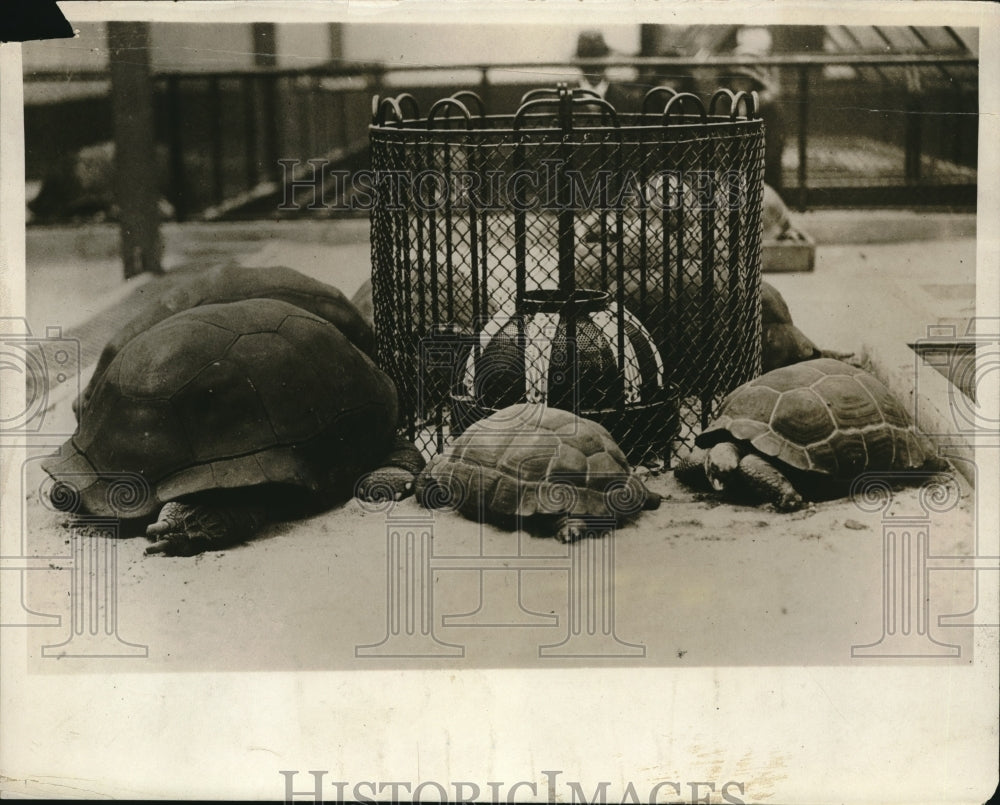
[145,500,268,556]
[736,453,804,511]
[678,444,804,511]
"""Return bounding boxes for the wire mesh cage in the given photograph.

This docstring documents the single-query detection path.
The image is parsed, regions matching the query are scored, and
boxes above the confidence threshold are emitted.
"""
[369,84,764,462]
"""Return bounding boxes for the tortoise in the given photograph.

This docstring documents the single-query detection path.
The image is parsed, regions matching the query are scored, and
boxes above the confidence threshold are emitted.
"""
[76,263,374,418]
[762,182,792,241]
[675,358,948,510]
[415,403,660,542]
[42,297,422,556]
[760,280,828,373]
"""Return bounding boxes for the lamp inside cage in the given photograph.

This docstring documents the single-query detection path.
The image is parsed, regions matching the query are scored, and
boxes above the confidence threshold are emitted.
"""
[369,84,764,461]
[450,287,673,461]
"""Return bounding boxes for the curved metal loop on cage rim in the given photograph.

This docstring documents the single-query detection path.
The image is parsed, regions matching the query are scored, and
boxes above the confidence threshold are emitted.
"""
[448,90,487,120]
[569,95,621,128]
[708,88,758,120]
[394,92,421,120]
[512,93,621,132]
[662,92,708,126]
[426,97,475,130]
[640,86,680,118]
[520,87,559,105]
[371,95,404,126]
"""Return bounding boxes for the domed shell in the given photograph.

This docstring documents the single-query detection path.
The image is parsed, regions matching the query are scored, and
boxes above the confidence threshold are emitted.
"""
[78,264,374,417]
[43,298,398,518]
[422,403,647,520]
[696,358,937,478]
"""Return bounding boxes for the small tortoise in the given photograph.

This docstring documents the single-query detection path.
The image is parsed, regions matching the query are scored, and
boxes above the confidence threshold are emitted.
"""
[416,403,660,542]
[77,263,374,418]
[43,297,421,556]
[676,358,947,510]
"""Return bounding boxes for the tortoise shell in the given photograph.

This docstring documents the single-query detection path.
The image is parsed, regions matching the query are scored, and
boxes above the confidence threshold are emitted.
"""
[78,264,373,417]
[43,298,398,519]
[696,358,938,478]
[419,403,650,521]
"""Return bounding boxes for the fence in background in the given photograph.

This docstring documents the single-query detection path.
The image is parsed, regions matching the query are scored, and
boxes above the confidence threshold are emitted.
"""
[23,53,978,221]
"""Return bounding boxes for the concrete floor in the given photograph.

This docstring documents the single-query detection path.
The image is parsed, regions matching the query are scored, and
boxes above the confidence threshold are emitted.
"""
[9,213,983,671]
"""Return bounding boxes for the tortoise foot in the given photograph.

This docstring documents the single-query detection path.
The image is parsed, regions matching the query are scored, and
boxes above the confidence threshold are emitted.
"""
[145,501,266,556]
[356,466,416,503]
[355,437,426,503]
[555,517,614,543]
[642,488,662,511]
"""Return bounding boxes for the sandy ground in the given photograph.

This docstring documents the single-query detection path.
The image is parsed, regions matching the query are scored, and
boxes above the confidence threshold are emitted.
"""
[10,221,980,671]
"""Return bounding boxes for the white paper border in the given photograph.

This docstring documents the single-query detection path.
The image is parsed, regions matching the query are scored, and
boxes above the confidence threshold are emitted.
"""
[2,2,998,802]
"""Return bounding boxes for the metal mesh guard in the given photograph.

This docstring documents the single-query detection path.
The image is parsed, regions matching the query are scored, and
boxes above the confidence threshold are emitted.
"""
[369,86,764,462]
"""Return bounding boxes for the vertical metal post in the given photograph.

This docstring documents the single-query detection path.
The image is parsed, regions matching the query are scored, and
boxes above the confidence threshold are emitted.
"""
[253,23,280,182]
[556,87,579,414]
[327,22,343,60]
[796,64,809,212]
[208,77,225,206]
[556,86,576,297]
[478,67,492,114]
[165,75,187,222]
[243,77,259,190]
[108,21,162,278]
[904,67,924,185]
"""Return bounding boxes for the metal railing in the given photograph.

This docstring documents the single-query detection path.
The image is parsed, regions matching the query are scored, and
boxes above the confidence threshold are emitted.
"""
[24,52,977,220]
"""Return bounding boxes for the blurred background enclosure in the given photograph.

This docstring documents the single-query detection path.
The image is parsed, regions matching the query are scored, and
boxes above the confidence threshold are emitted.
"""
[22,23,978,223]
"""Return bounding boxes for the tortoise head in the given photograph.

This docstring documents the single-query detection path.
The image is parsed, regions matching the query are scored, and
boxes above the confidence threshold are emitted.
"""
[704,442,743,493]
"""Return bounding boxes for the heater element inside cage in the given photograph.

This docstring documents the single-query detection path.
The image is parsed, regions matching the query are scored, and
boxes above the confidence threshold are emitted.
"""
[449,288,673,461]
[369,84,765,460]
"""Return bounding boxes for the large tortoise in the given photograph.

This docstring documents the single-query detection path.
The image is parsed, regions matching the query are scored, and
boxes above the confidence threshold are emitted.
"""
[77,263,374,418]
[416,403,660,542]
[43,297,421,556]
[676,358,947,510]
